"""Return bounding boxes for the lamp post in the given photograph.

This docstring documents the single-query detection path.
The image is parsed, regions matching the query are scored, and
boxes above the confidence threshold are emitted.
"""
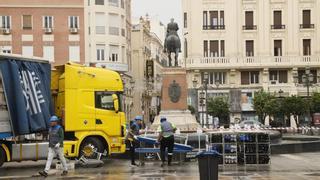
[199,91,205,127]
[203,72,209,127]
[294,67,314,125]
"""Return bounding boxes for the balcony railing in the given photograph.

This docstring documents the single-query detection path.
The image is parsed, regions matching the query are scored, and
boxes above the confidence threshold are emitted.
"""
[242,25,257,30]
[203,25,225,30]
[186,56,320,69]
[300,24,315,29]
[271,25,286,29]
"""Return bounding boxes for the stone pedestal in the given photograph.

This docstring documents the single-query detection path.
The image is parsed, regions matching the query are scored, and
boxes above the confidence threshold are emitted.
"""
[151,68,200,131]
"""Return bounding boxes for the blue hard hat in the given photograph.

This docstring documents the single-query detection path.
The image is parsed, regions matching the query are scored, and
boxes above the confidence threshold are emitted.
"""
[50,116,59,122]
[160,117,167,122]
[135,116,143,121]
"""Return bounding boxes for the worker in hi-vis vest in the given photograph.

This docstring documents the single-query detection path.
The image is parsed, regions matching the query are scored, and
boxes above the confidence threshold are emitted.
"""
[157,117,177,167]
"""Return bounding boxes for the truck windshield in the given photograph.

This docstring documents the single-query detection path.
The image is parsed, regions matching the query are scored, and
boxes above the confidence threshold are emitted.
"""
[95,92,123,112]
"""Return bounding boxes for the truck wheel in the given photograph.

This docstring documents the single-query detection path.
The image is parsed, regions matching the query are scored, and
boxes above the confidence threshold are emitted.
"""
[79,137,105,159]
[0,146,6,167]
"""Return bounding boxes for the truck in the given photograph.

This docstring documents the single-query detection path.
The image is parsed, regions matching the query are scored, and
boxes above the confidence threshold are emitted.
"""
[0,53,126,167]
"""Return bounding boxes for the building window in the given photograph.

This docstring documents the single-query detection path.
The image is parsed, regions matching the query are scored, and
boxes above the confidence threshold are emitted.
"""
[269,70,288,84]
[246,40,254,57]
[95,13,105,34]
[96,44,105,61]
[184,12,187,28]
[241,71,259,85]
[43,16,53,28]
[109,0,119,7]
[22,46,33,57]
[69,16,79,29]
[210,40,219,57]
[69,46,80,62]
[22,15,32,30]
[203,10,225,30]
[204,40,225,57]
[184,39,188,58]
[95,0,104,5]
[202,72,227,85]
[301,10,314,29]
[109,13,120,35]
[203,11,208,28]
[303,39,311,56]
[274,40,282,56]
[243,11,256,30]
[0,16,11,29]
[203,40,208,57]
[43,46,54,62]
[109,45,119,62]
[121,0,124,8]
[220,11,224,26]
[272,11,285,29]
[1,46,11,54]
[220,40,225,57]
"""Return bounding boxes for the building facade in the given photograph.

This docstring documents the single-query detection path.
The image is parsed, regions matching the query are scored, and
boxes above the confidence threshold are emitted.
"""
[182,0,320,125]
[132,16,167,125]
[0,0,134,122]
[0,0,85,64]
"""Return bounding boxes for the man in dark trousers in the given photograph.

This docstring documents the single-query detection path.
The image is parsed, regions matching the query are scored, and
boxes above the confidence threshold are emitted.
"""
[157,117,176,167]
[126,115,143,166]
[39,116,68,177]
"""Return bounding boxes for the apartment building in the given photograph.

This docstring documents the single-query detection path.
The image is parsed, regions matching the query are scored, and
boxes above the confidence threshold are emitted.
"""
[85,0,131,71]
[0,0,85,64]
[85,0,134,121]
[132,16,167,124]
[182,0,320,124]
[0,0,134,121]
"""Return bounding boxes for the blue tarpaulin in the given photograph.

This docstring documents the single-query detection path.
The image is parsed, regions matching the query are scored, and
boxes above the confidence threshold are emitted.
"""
[0,58,52,135]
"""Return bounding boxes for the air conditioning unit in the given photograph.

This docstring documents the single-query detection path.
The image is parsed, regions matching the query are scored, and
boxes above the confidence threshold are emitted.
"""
[2,28,11,35]
[70,28,78,34]
[270,80,277,85]
[44,28,53,34]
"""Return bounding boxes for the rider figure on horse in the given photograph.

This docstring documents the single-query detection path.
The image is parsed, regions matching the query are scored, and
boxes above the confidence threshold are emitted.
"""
[164,18,181,53]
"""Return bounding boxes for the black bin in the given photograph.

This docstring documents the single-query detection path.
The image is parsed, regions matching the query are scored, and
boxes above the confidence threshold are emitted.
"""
[196,151,221,180]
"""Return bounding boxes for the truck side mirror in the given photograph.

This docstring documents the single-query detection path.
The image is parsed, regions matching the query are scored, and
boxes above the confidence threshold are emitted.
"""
[112,94,119,113]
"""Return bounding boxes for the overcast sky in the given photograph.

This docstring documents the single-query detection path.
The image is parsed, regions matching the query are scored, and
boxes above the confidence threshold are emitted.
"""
[132,0,182,26]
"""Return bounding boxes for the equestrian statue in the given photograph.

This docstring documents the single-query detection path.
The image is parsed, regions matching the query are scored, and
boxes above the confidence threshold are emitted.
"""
[164,18,181,67]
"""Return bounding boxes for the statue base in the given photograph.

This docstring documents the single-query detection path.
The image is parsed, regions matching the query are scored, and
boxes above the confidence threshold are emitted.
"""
[151,110,200,132]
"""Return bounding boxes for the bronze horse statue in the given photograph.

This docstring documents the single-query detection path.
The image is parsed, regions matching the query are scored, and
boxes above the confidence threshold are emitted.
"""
[164,19,181,67]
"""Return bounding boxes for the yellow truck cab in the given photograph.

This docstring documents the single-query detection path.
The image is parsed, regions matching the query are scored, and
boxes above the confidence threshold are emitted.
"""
[51,63,126,158]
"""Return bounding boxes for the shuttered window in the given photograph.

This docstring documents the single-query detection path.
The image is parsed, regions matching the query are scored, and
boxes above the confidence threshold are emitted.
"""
[23,15,32,29]
[241,71,250,85]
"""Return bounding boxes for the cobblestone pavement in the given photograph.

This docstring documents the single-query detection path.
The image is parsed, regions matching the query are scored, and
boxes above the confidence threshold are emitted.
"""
[1,153,320,179]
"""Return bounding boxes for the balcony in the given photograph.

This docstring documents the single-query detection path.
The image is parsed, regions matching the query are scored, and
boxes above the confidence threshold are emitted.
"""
[186,56,320,69]
[242,25,257,30]
[203,25,225,30]
[271,25,286,29]
[300,24,315,29]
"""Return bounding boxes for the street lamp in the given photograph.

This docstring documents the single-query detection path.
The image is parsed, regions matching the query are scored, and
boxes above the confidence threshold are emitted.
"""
[203,72,209,127]
[199,91,205,127]
[293,67,315,125]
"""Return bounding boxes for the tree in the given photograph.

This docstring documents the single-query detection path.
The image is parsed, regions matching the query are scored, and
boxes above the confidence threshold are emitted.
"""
[188,105,196,115]
[265,98,284,126]
[253,90,272,124]
[207,96,230,125]
[311,92,320,114]
[282,96,308,127]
